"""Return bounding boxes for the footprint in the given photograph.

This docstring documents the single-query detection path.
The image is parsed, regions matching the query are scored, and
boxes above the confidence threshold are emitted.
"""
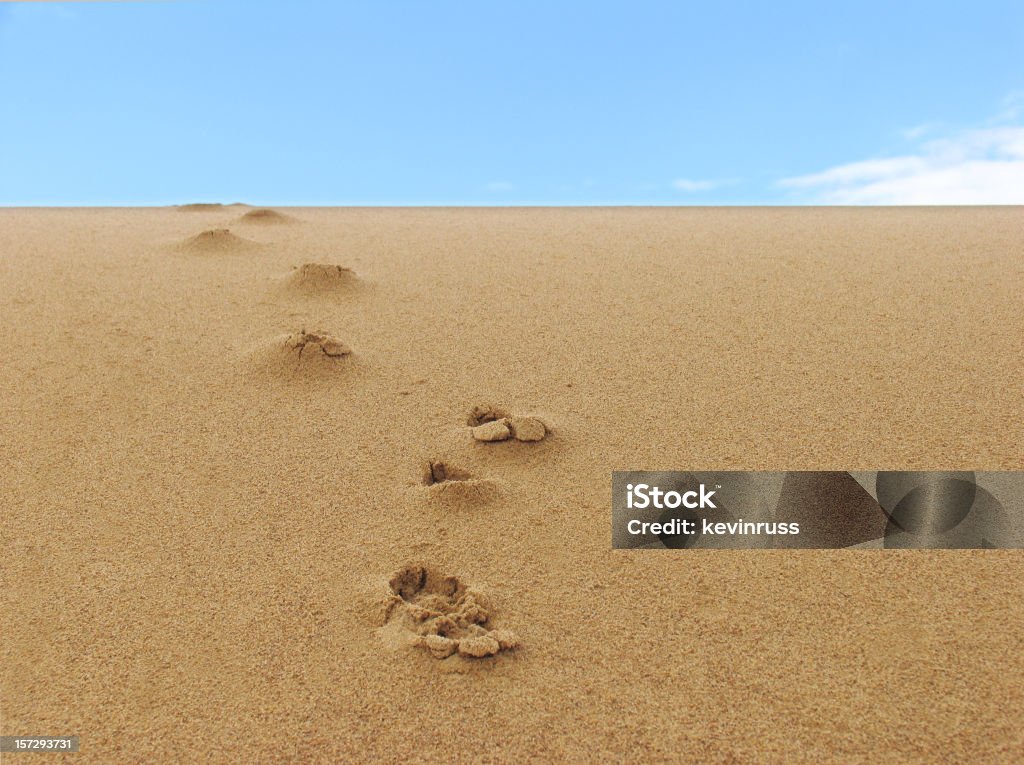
[250,329,353,377]
[279,263,360,297]
[420,460,499,504]
[239,207,295,225]
[466,405,548,443]
[466,404,510,427]
[423,460,473,485]
[383,564,518,659]
[178,228,260,254]
[284,330,351,358]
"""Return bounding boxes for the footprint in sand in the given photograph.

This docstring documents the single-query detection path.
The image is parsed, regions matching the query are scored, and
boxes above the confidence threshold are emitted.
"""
[282,329,351,358]
[279,263,360,297]
[420,460,499,504]
[250,329,353,376]
[178,228,260,254]
[467,405,548,443]
[238,207,296,225]
[383,564,518,659]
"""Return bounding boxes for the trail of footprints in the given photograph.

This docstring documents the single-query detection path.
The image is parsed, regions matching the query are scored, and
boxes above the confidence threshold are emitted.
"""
[177,208,296,254]
[176,206,542,661]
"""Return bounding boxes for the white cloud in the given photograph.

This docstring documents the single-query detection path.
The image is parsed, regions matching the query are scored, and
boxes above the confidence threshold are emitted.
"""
[672,178,718,192]
[485,181,513,192]
[780,125,1024,205]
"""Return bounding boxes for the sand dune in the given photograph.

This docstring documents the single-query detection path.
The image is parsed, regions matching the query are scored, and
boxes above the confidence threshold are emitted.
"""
[2,207,1022,764]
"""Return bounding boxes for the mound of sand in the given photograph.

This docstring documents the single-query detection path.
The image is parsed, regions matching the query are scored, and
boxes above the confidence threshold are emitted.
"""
[239,208,294,225]
[279,263,359,296]
[384,564,518,659]
[251,329,353,376]
[178,228,259,254]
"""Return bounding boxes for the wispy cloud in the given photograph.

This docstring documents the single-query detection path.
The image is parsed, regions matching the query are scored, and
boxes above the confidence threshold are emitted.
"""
[671,178,719,192]
[900,123,935,141]
[780,109,1024,204]
[993,91,1024,123]
[485,181,513,192]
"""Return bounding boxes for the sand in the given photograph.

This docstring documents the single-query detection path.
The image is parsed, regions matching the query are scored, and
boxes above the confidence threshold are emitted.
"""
[1,207,1022,763]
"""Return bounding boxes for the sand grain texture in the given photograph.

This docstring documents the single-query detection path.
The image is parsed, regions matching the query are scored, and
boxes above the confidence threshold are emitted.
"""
[2,207,1022,764]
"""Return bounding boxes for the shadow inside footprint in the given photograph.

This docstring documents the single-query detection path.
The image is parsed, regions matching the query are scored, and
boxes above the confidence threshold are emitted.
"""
[423,461,473,486]
[384,564,518,659]
[419,461,498,504]
[466,405,511,427]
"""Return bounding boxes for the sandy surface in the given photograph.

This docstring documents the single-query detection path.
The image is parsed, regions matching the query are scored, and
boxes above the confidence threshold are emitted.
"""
[2,207,1022,763]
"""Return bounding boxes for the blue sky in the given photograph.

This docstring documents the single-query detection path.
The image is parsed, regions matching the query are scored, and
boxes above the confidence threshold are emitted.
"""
[1,1,1022,205]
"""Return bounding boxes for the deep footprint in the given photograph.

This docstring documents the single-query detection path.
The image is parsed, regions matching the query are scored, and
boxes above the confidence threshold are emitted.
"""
[466,404,511,427]
[419,460,499,504]
[422,461,473,486]
[384,564,518,659]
